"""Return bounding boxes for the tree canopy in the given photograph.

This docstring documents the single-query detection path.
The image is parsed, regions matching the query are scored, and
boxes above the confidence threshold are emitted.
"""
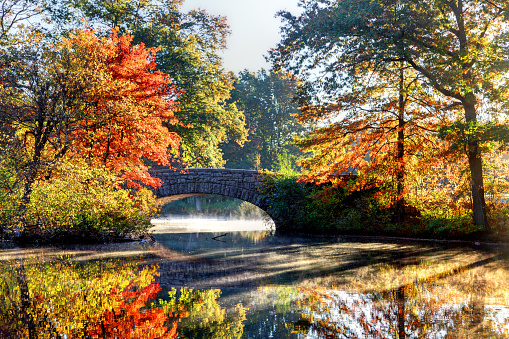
[0,27,181,235]
[47,0,248,168]
[68,29,181,189]
[223,70,306,172]
[271,0,509,230]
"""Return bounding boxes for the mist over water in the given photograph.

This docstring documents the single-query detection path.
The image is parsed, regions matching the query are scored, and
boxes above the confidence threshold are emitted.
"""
[151,215,274,233]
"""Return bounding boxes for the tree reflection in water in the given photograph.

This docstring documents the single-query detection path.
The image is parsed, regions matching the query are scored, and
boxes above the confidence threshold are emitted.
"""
[163,288,246,339]
[1,240,509,339]
[292,256,509,338]
[0,257,245,339]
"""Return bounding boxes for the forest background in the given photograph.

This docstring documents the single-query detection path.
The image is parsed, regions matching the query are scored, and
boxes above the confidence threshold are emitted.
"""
[1,0,509,242]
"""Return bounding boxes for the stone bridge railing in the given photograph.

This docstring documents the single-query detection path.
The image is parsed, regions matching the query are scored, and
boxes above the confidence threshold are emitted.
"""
[148,168,266,210]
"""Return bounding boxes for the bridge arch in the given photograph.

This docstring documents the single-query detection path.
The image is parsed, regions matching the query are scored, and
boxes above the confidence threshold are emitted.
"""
[148,168,267,212]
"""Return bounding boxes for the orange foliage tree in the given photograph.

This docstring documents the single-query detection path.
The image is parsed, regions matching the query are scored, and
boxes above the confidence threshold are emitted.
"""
[296,65,454,223]
[68,28,181,189]
[272,0,509,231]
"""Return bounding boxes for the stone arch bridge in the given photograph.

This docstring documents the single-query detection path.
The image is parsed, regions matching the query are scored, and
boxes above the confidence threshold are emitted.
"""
[148,168,267,211]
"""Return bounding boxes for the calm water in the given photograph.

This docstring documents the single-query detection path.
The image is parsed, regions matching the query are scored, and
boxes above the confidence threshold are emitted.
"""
[1,217,509,338]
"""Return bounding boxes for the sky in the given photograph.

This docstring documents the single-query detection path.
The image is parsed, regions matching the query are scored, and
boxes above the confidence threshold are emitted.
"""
[181,0,301,73]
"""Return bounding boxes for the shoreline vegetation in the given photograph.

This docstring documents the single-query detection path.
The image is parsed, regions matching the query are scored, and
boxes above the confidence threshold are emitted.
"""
[3,170,509,245]
[258,173,509,244]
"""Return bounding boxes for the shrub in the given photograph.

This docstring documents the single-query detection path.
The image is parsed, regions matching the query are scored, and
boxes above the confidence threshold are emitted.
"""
[258,171,504,239]
[259,172,389,234]
[3,158,157,242]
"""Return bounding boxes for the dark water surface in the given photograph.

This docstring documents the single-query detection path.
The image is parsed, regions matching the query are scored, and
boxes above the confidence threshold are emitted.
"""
[1,218,509,338]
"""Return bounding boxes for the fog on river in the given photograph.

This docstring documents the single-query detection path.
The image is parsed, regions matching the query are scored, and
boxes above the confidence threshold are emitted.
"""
[151,215,272,233]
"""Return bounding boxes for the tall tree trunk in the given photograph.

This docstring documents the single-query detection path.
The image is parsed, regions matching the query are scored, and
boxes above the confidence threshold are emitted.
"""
[16,112,57,237]
[463,98,488,231]
[396,66,406,224]
[16,172,36,236]
[16,117,51,237]
[16,147,42,237]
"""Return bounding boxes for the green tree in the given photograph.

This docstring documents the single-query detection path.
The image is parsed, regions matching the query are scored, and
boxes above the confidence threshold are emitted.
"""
[223,70,306,171]
[271,0,509,231]
[47,0,248,168]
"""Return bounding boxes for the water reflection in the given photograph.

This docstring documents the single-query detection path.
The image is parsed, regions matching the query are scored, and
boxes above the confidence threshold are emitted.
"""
[0,257,174,338]
[0,219,508,338]
[292,281,509,338]
[0,254,245,338]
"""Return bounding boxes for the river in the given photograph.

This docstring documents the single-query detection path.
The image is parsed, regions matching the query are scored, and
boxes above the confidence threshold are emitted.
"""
[1,217,508,338]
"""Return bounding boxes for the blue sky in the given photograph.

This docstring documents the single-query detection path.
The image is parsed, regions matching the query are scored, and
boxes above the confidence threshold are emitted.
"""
[181,0,301,73]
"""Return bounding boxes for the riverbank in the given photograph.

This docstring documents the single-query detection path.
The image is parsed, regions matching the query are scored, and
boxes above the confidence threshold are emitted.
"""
[274,226,509,247]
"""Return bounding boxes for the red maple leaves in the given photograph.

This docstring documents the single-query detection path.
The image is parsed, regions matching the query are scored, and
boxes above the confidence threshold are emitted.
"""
[68,29,181,189]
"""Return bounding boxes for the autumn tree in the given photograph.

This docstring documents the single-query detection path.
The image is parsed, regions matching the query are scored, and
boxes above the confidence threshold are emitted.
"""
[0,30,108,234]
[294,63,454,223]
[0,28,181,235]
[271,0,509,231]
[46,0,248,168]
[68,29,181,189]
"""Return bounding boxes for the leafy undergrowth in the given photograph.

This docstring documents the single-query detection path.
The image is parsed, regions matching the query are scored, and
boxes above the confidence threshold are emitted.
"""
[260,173,509,243]
[1,160,157,245]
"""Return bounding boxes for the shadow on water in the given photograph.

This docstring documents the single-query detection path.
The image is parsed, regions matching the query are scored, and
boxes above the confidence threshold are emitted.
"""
[149,221,492,290]
[0,217,508,338]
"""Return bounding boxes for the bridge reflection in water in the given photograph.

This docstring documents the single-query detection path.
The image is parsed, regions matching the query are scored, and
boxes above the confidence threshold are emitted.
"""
[1,221,508,338]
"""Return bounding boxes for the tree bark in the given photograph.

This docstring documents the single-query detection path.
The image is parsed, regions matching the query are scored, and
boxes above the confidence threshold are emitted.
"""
[16,113,51,237]
[463,98,488,231]
[16,146,42,237]
[396,66,406,224]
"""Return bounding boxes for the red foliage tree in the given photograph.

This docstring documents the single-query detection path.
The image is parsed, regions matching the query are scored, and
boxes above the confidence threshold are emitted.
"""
[68,29,181,189]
